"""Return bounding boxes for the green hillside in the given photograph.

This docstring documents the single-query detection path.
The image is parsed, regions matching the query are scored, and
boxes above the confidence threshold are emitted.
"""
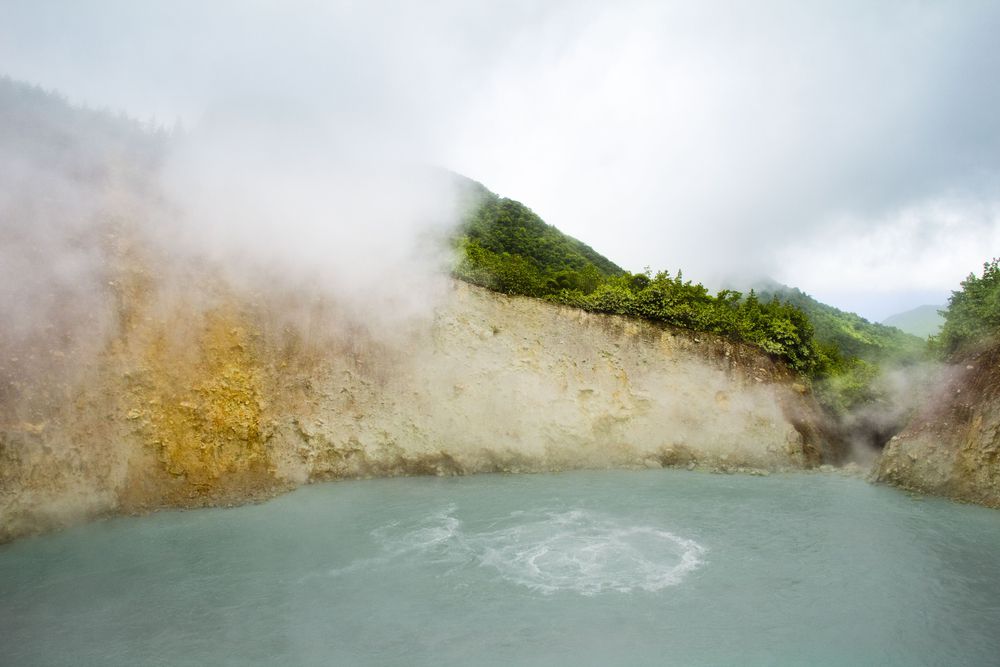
[452,182,822,375]
[882,305,945,339]
[0,76,917,401]
[452,179,623,296]
[754,281,926,366]
[753,280,929,414]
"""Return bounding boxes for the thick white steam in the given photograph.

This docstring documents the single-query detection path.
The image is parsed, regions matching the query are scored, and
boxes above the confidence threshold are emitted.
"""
[159,114,462,328]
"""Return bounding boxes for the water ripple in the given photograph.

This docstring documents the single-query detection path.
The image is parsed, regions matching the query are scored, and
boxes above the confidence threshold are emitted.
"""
[363,506,706,595]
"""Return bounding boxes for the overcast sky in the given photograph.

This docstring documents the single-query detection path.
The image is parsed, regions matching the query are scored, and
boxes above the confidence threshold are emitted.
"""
[2,0,999,320]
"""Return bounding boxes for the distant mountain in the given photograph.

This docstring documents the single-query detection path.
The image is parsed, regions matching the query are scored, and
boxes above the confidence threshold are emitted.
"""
[882,305,945,339]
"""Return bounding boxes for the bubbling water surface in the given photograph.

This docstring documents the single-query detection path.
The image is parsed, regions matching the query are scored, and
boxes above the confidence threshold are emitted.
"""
[4,469,1000,666]
[363,506,706,595]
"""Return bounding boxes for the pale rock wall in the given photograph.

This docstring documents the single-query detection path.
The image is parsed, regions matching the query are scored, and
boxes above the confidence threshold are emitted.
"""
[1,274,830,543]
[272,282,824,481]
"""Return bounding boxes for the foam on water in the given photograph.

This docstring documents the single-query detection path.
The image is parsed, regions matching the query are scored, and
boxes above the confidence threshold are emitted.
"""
[354,505,706,595]
[471,510,706,594]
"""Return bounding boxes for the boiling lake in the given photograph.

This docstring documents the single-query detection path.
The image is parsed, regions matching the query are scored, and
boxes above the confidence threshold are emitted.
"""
[3,469,1000,666]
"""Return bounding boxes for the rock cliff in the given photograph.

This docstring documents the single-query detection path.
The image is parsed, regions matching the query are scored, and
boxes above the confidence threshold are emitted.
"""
[0,242,833,542]
[875,342,1000,507]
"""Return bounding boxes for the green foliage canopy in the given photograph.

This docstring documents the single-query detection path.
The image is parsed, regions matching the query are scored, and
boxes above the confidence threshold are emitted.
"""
[750,283,931,415]
[451,183,820,374]
[755,281,926,368]
[549,275,820,374]
[933,258,1000,356]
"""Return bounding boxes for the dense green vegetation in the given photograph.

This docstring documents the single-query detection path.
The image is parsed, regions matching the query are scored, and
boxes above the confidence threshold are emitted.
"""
[451,180,940,422]
[453,180,622,296]
[932,258,1000,356]
[452,183,822,374]
[550,276,821,373]
[753,281,929,413]
[755,282,926,366]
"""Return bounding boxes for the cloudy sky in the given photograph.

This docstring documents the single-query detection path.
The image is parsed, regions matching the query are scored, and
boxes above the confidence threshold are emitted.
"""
[2,0,998,320]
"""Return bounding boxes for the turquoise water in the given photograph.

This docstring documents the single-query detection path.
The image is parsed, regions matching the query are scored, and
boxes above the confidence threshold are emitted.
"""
[3,470,1000,666]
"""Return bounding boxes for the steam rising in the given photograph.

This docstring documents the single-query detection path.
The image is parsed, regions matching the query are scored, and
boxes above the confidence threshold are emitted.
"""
[1,85,470,432]
[3,2,999,318]
[834,362,951,466]
[0,90,853,556]
[1,76,829,544]
[160,116,461,327]
[0,78,482,538]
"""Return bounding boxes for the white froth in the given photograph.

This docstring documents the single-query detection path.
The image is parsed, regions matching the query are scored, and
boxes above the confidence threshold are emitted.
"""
[366,507,706,595]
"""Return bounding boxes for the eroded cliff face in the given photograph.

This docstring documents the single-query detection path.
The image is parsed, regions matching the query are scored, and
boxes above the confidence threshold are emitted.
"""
[875,343,1000,507]
[0,233,833,542]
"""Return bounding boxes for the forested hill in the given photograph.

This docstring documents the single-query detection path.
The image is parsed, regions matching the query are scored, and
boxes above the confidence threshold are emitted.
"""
[754,280,926,366]
[753,279,930,415]
[452,179,822,375]
[0,74,900,386]
[452,178,623,296]
[0,75,166,184]
[448,178,939,417]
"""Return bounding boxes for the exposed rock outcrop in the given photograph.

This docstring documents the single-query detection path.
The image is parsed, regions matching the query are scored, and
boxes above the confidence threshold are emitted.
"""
[0,240,835,542]
[875,342,1000,507]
